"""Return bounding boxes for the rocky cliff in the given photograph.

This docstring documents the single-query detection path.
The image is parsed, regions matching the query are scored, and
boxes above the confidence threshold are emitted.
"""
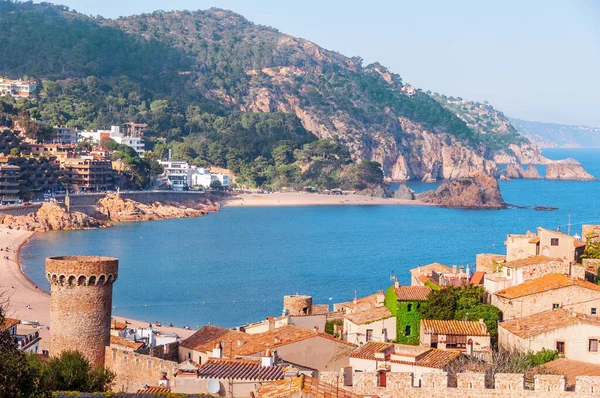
[94,194,220,222]
[545,164,595,181]
[0,203,104,232]
[418,173,506,209]
[505,164,542,179]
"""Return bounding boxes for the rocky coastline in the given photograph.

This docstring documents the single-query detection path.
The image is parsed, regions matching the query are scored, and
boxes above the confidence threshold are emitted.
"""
[0,194,220,232]
[418,172,506,209]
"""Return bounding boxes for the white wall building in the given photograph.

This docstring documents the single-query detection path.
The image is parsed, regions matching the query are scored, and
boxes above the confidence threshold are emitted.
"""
[79,126,145,155]
[158,160,191,191]
[190,168,229,188]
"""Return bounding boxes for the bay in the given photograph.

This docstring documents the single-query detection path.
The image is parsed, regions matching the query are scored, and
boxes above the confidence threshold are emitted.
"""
[20,148,600,328]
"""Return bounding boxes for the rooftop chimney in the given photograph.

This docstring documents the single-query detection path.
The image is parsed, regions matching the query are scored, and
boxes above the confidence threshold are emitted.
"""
[261,348,274,367]
[376,290,385,306]
[394,277,399,288]
[212,342,223,358]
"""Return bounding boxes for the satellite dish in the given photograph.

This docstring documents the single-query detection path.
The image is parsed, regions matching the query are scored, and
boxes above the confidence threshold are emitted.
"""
[207,378,220,394]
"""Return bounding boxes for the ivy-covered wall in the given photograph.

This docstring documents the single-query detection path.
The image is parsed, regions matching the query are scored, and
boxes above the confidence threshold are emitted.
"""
[384,286,398,315]
[396,300,423,345]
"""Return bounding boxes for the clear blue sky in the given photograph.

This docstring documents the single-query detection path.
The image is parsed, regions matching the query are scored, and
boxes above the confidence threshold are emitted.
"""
[55,0,599,126]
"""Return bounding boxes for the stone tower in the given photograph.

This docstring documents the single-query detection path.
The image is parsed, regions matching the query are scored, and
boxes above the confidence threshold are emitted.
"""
[283,295,313,316]
[46,256,118,368]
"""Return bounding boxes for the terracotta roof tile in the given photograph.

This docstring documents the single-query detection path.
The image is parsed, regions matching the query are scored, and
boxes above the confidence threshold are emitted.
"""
[495,274,600,299]
[470,271,485,285]
[394,286,431,301]
[421,319,489,336]
[537,358,600,388]
[196,358,284,381]
[0,318,20,331]
[350,342,392,360]
[410,262,453,275]
[110,335,144,351]
[110,320,127,330]
[180,325,247,352]
[499,309,600,338]
[344,306,393,325]
[504,255,557,268]
[338,294,378,312]
[575,241,587,248]
[390,348,461,369]
[258,374,360,398]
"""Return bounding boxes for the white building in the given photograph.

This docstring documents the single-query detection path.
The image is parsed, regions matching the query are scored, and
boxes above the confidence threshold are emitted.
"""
[53,127,78,145]
[158,160,191,191]
[0,78,37,98]
[79,126,145,155]
[190,168,229,188]
[2,318,42,354]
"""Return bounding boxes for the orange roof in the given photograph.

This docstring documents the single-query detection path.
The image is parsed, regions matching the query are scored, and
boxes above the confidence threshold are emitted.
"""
[390,348,461,369]
[136,386,171,393]
[110,335,144,351]
[500,309,600,338]
[537,358,600,388]
[421,319,489,336]
[393,286,431,301]
[110,320,127,330]
[350,342,392,360]
[495,273,600,299]
[575,241,587,248]
[344,306,393,325]
[181,325,355,357]
[338,293,379,312]
[503,255,557,268]
[0,318,20,331]
[410,262,453,275]
[470,271,485,285]
[258,374,360,398]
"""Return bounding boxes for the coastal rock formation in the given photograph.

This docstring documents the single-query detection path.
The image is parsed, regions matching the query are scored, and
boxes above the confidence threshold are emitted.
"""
[94,194,220,222]
[0,203,104,232]
[418,173,506,209]
[545,163,595,181]
[522,165,542,179]
[393,184,415,200]
[504,163,542,180]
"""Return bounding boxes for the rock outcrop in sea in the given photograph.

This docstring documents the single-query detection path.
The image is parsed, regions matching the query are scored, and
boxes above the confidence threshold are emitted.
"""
[545,163,595,181]
[0,203,104,232]
[418,172,506,209]
[504,163,541,180]
[393,184,415,200]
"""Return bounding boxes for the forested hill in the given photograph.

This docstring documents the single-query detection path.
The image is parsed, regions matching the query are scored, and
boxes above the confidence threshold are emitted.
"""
[0,2,543,184]
[509,118,600,148]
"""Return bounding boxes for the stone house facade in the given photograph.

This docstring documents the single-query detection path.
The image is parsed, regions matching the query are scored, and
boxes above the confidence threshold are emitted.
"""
[420,319,491,356]
[499,309,600,363]
[491,274,600,321]
[484,256,569,295]
[505,227,584,263]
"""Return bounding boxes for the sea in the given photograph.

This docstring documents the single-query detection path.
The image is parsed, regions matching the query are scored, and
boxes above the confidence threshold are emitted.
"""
[20,148,600,328]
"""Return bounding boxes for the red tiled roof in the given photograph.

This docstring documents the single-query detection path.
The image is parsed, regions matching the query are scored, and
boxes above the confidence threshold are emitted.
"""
[471,271,485,285]
[180,325,247,352]
[421,319,489,336]
[503,255,557,269]
[537,358,600,388]
[258,374,360,398]
[338,294,379,312]
[350,342,392,360]
[0,318,20,331]
[495,274,600,299]
[196,358,284,381]
[575,241,587,248]
[110,320,127,330]
[499,309,600,338]
[110,335,144,351]
[410,262,453,275]
[390,348,461,369]
[136,386,170,393]
[344,306,393,325]
[393,286,431,301]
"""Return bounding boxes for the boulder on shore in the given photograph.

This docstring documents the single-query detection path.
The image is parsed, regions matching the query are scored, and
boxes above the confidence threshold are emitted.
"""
[418,172,506,209]
[393,184,415,200]
[545,163,595,180]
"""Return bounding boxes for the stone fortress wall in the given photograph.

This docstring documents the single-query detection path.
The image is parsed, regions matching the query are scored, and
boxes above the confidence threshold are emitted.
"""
[320,371,600,398]
[46,255,118,367]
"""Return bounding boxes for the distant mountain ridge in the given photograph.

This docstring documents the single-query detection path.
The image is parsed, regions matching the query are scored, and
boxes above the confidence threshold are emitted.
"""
[0,2,549,183]
[509,118,600,148]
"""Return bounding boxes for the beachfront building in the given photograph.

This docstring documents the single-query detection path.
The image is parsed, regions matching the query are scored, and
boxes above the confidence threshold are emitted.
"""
[60,157,114,192]
[491,273,600,321]
[505,227,585,263]
[158,160,191,191]
[79,126,145,156]
[178,324,356,373]
[1,318,42,354]
[349,342,461,387]
[419,319,491,357]
[190,167,229,189]
[499,309,600,363]
[0,78,37,98]
[0,164,20,199]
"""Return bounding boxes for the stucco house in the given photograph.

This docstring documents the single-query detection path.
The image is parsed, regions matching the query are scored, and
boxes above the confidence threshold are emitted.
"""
[505,227,585,263]
[349,341,460,387]
[420,319,491,356]
[499,309,600,364]
[1,318,41,354]
[344,305,396,346]
[491,273,600,321]
[484,255,569,294]
[179,324,356,373]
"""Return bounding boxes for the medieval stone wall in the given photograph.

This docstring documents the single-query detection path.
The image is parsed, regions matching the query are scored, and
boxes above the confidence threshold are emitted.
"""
[320,371,600,398]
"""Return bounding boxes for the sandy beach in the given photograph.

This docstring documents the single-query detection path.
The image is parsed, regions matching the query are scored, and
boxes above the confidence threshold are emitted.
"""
[0,228,196,352]
[221,192,431,207]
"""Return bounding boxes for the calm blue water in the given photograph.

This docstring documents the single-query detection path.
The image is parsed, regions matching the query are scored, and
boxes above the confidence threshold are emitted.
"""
[21,148,600,328]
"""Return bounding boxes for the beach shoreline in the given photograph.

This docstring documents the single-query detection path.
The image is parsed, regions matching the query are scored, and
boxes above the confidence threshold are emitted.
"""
[220,192,431,207]
[1,228,197,352]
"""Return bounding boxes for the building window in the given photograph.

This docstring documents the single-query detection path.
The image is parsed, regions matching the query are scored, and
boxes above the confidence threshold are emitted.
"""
[553,304,560,310]
[556,341,565,354]
[366,329,373,342]
[593,308,597,315]
[551,238,559,246]
[188,352,191,359]
[405,326,411,336]
[590,339,598,352]
[407,304,412,312]
[378,371,387,387]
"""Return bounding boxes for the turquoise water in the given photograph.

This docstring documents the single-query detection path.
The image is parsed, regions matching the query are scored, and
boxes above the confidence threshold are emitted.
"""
[20,148,600,328]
